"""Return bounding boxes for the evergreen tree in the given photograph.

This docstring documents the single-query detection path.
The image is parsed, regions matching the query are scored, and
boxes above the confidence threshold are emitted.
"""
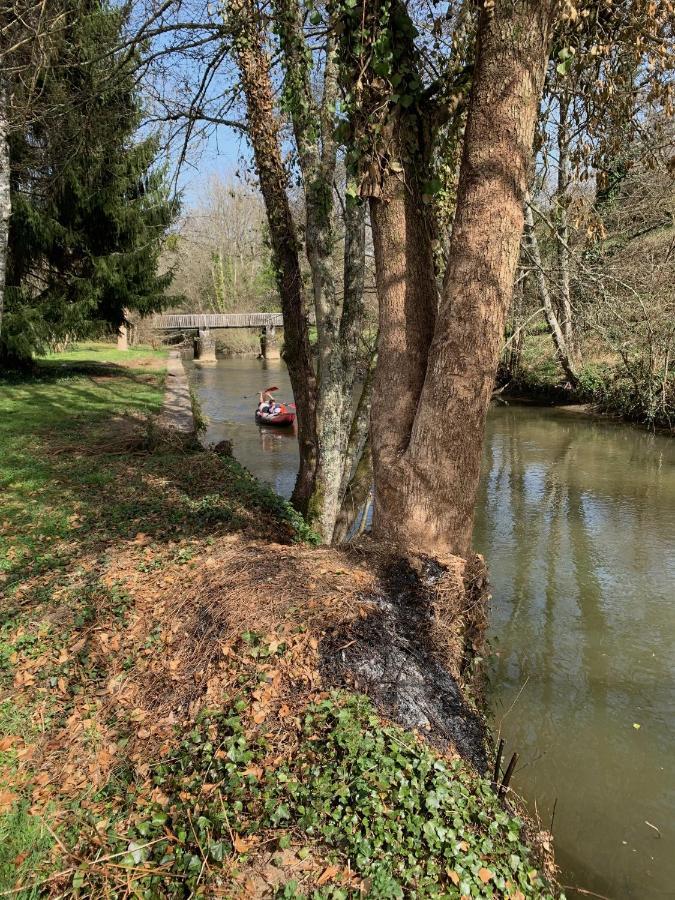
[1,0,177,366]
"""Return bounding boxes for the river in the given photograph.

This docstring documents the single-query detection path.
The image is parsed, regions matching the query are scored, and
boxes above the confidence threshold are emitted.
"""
[187,356,675,900]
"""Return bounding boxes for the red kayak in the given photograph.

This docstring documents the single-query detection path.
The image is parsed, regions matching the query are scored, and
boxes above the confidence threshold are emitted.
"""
[255,404,296,427]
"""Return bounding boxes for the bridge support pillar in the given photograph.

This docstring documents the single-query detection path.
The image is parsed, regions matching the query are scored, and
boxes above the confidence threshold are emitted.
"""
[260,325,281,360]
[117,322,129,351]
[193,328,216,363]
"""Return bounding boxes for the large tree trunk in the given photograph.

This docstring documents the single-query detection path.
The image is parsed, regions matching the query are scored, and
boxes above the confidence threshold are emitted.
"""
[369,158,438,536]
[0,82,10,345]
[370,0,559,559]
[262,1,369,541]
[230,0,318,512]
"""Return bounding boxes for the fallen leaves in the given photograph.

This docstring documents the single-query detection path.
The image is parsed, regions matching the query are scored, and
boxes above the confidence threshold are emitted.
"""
[317,864,340,885]
[0,790,18,813]
[233,834,252,853]
[478,867,494,884]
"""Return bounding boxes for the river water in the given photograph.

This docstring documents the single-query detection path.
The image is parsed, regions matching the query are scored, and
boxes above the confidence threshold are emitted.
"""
[188,356,675,900]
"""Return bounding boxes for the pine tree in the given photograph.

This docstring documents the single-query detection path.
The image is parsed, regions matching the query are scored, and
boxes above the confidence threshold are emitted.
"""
[1,0,177,366]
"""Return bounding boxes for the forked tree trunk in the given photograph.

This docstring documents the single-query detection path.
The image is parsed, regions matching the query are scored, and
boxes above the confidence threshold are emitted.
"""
[0,83,10,344]
[230,0,318,512]
[370,0,559,559]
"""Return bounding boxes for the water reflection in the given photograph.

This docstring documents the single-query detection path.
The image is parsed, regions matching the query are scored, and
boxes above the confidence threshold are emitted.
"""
[475,406,675,899]
[188,357,675,900]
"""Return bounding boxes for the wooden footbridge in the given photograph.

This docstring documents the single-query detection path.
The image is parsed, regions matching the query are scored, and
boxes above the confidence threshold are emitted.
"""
[152,313,284,330]
[148,312,287,360]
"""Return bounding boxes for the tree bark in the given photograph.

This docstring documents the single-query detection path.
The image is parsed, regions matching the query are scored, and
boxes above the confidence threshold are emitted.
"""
[0,82,10,344]
[524,198,579,386]
[556,91,579,367]
[332,437,372,544]
[309,194,367,538]
[369,0,559,559]
[230,0,318,511]
[265,2,369,541]
[369,154,438,522]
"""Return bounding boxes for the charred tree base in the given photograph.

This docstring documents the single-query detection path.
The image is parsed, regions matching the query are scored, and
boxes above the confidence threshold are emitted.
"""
[320,546,490,773]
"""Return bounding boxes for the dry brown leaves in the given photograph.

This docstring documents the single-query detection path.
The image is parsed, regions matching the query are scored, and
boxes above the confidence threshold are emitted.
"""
[6,531,378,828]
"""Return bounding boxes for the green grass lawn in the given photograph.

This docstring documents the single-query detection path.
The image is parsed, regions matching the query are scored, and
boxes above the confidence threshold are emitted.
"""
[1,346,168,586]
[39,340,167,368]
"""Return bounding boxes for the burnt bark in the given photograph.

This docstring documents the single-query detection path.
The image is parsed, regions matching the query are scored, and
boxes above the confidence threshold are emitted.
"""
[230,0,317,511]
[369,0,559,558]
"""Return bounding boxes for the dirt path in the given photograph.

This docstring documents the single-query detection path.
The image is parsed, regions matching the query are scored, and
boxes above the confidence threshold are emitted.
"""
[158,350,194,433]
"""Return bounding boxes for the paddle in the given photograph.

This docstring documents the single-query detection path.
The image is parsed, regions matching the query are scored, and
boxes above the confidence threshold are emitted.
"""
[263,385,279,394]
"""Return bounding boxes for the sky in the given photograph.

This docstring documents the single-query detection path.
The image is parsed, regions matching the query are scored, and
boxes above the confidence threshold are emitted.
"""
[175,123,252,207]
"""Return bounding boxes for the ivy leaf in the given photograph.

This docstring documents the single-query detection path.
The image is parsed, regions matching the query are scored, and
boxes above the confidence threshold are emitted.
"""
[309,9,321,25]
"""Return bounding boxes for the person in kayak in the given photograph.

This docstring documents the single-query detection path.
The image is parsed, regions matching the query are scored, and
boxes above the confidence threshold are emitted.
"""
[258,390,281,417]
[258,390,273,414]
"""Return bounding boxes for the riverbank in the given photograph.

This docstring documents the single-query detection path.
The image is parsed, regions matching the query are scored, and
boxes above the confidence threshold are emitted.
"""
[498,332,674,432]
[1,346,558,897]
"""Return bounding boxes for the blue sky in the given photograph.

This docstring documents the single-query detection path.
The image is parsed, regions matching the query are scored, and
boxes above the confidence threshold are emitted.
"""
[176,123,252,206]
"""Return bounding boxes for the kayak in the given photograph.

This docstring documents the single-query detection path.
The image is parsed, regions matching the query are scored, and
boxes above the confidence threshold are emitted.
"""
[255,406,296,427]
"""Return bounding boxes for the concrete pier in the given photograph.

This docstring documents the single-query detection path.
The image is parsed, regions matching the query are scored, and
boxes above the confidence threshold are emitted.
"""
[193,328,217,363]
[260,324,281,360]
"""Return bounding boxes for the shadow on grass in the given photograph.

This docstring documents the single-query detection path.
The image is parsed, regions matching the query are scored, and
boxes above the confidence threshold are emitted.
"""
[0,372,311,616]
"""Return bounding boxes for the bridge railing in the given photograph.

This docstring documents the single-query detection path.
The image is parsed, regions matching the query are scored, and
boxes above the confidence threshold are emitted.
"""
[152,313,285,330]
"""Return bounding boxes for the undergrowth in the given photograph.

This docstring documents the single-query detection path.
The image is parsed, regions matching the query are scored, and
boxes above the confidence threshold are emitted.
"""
[58,681,556,898]
[499,333,674,430]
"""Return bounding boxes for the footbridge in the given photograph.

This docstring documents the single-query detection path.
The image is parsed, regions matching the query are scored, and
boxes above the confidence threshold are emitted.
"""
[149,312,287,360]
[152,313,284,330]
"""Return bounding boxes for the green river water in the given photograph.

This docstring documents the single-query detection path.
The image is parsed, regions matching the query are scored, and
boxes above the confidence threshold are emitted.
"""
[188,356,675,899]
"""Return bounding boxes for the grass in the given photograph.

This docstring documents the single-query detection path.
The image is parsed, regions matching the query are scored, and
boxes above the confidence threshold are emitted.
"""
[41,340,168,368]
[0,344,559,898]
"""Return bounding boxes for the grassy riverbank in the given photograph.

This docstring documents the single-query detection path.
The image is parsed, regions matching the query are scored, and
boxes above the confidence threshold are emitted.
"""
[500,331,674,431]
[1,347,558,897]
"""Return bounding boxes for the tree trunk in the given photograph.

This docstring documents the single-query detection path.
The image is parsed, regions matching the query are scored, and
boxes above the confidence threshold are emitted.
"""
[263,2,369,541]
[370,0,559,559]
[230,0,318,512]
[524,199,579,386]
[332,437,372,544]
[0,82,10,344]
[556,91,579,367]
[369,156,438,530]
[310,195,367,539]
